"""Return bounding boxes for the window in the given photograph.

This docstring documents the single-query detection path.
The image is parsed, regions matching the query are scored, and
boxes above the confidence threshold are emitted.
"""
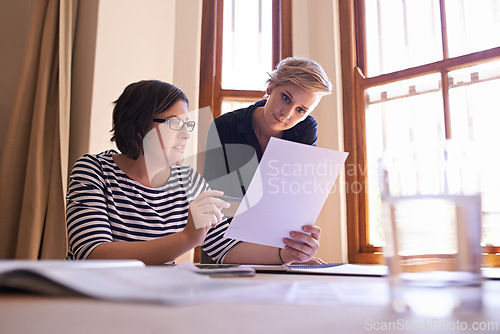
[199,0,291,118]
[220,0,273,113]
[221,0,273,91]
[196,0,291,262]
[340,0,500,265]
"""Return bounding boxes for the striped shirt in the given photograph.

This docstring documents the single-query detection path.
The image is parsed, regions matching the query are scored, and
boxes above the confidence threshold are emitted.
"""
[66,150,240,263]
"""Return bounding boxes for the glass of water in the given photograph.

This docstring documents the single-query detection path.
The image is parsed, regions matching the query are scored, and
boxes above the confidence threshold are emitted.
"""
[380,141,482,316]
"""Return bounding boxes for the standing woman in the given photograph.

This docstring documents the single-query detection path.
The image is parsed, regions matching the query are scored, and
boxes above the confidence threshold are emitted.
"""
[203,57,332,264]
[66,80,235,265]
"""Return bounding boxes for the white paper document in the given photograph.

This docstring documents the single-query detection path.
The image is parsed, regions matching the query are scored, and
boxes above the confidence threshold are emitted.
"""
[224,138,348,248]
[0,260,275,305]
[0,260,391,307]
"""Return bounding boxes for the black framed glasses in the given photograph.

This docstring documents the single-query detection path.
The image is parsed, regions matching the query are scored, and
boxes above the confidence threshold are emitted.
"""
[153,117,196,132]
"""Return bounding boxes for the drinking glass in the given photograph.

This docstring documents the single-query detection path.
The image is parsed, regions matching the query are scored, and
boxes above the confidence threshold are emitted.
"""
[380,141,482,316]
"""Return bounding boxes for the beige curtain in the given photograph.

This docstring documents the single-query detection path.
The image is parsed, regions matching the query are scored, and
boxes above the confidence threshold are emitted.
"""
[0,0,77,259]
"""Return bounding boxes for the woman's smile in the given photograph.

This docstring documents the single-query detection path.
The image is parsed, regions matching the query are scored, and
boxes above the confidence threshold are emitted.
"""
[273,114,286,124]
[172,144,185,153]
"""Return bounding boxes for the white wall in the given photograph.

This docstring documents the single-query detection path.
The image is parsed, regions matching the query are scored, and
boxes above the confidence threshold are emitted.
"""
[292,0,347,263]
[172,0,203,170]
[88,0,176,155]
[75,0,202,167]
[70,0,202,263]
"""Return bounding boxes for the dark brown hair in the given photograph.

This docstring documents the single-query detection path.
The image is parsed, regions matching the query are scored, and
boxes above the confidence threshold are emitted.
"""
[110,80,188,160]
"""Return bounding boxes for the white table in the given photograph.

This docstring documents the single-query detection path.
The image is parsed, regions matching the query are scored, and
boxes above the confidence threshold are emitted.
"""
[1,272,499,334]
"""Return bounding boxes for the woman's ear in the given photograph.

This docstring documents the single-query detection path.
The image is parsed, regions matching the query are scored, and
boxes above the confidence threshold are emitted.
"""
[266,84,274,96]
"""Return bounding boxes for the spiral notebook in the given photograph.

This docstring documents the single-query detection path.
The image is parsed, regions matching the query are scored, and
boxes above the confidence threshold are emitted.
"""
[251,263,388,277]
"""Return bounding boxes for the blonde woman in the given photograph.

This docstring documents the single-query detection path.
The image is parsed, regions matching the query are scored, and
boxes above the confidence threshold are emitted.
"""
[203,57,332,264]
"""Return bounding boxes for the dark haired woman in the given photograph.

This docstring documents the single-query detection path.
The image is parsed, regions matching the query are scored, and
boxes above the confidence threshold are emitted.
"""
[66,80,236,265]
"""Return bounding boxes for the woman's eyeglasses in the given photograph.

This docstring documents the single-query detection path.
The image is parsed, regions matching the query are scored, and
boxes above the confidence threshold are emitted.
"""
[153,118,196,132]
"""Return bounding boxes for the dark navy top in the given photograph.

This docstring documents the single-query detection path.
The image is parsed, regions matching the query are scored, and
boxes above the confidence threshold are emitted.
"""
[203,100,318,197]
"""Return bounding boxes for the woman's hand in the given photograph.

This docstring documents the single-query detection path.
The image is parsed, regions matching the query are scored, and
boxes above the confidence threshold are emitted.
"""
[280,225,321,263]
[182,190,229,245]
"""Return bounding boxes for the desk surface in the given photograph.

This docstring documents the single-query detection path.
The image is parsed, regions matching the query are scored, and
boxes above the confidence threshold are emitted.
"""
[1,273,499,334]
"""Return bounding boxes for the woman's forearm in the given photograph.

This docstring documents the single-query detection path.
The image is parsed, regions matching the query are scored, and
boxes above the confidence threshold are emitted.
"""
[87,231,200,265]
[223,242,283,264]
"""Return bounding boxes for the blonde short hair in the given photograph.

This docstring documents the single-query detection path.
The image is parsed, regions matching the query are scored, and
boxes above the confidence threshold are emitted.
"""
[267,57,332,95]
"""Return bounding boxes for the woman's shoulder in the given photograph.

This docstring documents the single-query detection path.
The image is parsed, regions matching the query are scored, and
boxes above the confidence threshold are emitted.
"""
[283,115,318,145]
[302,115,318,127]
[285,115,317,135]
[74,149,116,164]
[71,150,118,176]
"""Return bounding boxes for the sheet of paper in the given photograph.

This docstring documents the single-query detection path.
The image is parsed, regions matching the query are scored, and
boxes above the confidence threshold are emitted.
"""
[0,261,392,307]
[224,137,348,248]
[0,263,276,305]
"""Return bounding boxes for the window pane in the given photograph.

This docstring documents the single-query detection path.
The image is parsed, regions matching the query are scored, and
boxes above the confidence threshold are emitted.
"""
[445,0,500,58]
[222,0,272,90]
[448,60,500,245]
[364,0,442,77]
[221,99,260,115]
[365,74,444,246]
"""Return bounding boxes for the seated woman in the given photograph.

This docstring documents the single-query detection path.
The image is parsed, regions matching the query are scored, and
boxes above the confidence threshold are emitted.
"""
[66,80,321,265]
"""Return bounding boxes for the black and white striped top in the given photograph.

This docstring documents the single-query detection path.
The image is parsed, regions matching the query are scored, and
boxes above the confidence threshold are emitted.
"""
[66,150,240,263]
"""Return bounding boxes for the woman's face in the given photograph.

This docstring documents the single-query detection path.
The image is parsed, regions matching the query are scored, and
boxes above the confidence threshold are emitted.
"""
[262,82,321,133]
[152,99,191,166]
